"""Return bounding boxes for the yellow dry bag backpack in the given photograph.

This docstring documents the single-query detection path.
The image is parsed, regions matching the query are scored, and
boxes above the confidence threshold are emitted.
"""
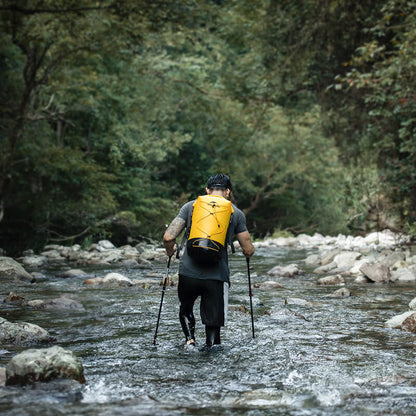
[186,195,234,265]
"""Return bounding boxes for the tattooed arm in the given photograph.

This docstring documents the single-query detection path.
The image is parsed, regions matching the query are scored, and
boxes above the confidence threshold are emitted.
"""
[163,216,186,257]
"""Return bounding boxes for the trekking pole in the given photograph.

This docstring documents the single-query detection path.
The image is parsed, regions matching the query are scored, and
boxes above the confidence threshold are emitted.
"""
[153,255,172,345]
[246,257,255,338]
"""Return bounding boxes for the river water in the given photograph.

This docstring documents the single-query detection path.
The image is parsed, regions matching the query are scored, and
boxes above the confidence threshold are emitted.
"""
[1,245,416,415]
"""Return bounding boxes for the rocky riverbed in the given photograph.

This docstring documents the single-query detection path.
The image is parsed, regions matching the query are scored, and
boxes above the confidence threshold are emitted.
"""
[1,229,416,415]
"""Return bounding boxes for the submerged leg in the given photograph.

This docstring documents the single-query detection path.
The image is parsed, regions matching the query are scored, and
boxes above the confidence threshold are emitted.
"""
[205,325,221,347]
[179,304,196,345]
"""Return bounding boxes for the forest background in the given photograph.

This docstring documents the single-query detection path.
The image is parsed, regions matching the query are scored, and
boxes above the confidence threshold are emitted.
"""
[1,0,415,255]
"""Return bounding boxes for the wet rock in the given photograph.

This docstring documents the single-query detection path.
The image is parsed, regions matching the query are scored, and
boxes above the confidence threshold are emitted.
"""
[40,249,65,262]
[384,311,415,329]
[391,260,409,271]
[354,275,371,283]
[18,240,162,268]
[5,346,85,385]
[119,259,140,268]
[83,277,103,285]
[139,248,166,261]
[31,271,46,281]
[359,262,390,283]
[131,278,159,288]
[285,297,314,307]
[327,287,351,297]
[320,248,343,265]
[56,269,88,278]
[401,313,416,334]
[269,308,307,321]
[303,253,321,266]
[0,257,35,283]
[378,250,406,268]
[390,265,416,282]
[333,251,362,269]
[97,240,116,251]
[255,229,410,251]
[28,296,85,311]
[267,264,303,278]
[3,292,27,306]
[104,272,132,286]
[349,257,374,275]
[120,245,140,260]
[228,304,250,314]
[0,317,55,345]
[313,261,337,274]
[316,274,345,285]
[18,255,47,268]
[83,272,133,287]
[254,281,283,289]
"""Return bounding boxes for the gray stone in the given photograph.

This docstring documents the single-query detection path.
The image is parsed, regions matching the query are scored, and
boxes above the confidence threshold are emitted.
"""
[267,264,303,277]
[303,254,321,266]
[333,251,362,269]
[28,296,85,311]
[328,287,351,297]
[316,274,345,285]
[253,281,284,289]
[0,317,55,345]
[359,262,391,283]
[313,261,337,274]
[56,269,88,278]
[6,346,85,385]
[0,257,34,283]
[19,255,47,268]
[285,297,314,307]
[390,265,416,282]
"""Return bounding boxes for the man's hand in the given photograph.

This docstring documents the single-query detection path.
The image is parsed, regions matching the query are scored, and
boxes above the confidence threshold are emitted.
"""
[163,216,186,257]
[164,241,177,257]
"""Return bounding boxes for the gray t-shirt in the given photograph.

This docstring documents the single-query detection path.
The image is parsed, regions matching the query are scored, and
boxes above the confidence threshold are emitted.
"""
[177,199,248,282]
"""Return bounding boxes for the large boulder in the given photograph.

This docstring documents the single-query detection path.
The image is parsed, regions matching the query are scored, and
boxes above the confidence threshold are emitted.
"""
[359,262,391,283]
[6,346,85,385]
[0,257,34,283]
[0,317,55,345]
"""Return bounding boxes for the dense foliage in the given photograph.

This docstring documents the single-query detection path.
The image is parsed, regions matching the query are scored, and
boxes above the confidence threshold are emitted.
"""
[0,0,415,254]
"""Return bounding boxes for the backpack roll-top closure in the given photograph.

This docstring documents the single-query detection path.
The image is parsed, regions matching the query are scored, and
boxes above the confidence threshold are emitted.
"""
[187,195,234,265]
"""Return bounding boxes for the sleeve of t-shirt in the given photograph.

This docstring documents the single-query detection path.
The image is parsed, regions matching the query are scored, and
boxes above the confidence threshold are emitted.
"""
[178,200,194,222]
[233,207,248,234]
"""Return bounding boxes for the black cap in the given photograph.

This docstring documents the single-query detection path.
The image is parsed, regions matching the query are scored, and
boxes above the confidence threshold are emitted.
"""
[206,174,232,191]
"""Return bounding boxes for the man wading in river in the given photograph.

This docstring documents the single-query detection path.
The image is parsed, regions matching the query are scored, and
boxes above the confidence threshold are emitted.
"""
[163,174,255,349]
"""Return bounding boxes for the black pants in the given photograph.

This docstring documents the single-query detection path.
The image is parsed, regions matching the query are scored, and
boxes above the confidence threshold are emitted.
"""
[178,275,228,327]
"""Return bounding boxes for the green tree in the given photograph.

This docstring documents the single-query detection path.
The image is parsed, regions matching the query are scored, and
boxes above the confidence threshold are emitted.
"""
[333,0,416,230]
